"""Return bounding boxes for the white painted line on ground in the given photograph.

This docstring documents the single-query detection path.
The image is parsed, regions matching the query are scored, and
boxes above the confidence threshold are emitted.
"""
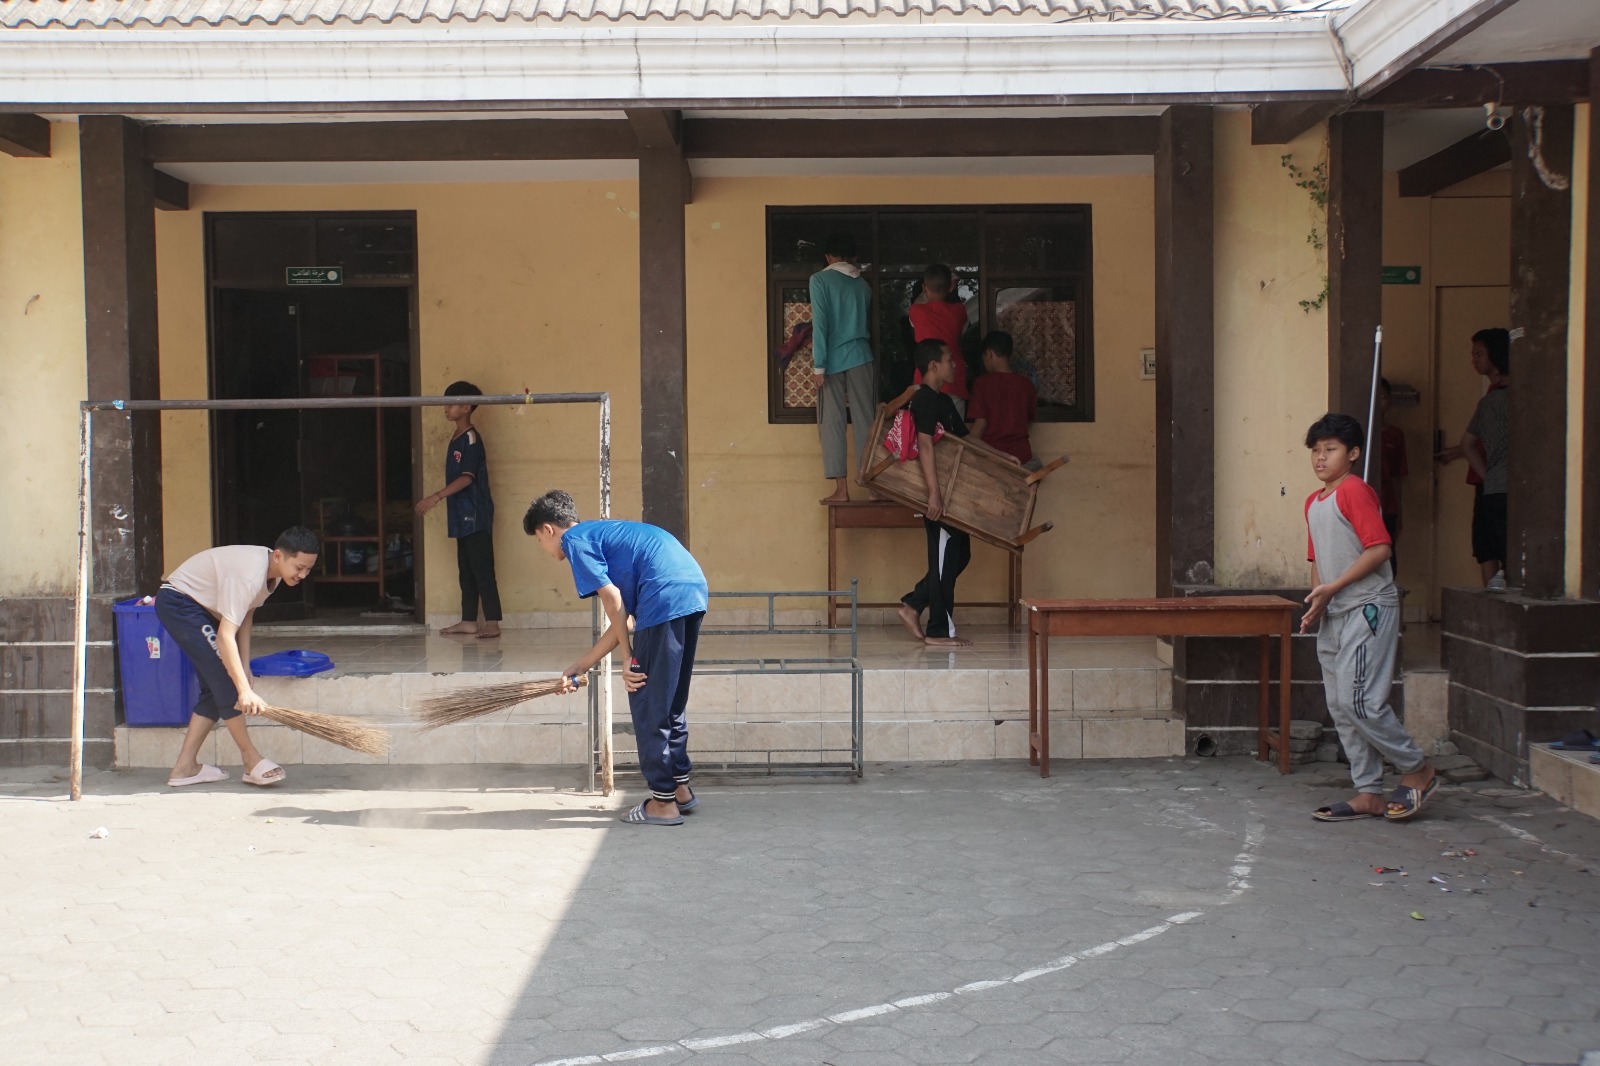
[1225,815,1265,900]
[525,911,1205,1066]
[1477,814,1593,869]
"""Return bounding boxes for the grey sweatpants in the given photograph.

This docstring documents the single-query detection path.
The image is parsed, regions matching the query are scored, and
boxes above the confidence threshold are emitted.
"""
[818,362,877,480]
[1316,601,1425,793]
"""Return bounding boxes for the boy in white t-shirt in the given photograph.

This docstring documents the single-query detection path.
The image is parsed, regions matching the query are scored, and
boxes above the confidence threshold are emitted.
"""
[155,528,319,787]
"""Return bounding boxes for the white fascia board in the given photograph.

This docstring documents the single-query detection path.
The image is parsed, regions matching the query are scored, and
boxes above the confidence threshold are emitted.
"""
[0,22,1348,109]
[1335,0,1507,93]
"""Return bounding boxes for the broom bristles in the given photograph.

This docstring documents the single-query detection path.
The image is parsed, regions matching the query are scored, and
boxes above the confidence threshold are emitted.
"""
[415,675,587,732]
[261,705,390,758]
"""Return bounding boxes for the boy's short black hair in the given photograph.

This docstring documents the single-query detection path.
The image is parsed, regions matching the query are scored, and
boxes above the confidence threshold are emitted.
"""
[913,338,951,377]
[1304,412,1364,451]
[982,331,1013,360]
[274,526,320,556]
[445,379,483,413]
[523,489,580,536]
[823,232,858,260]
[922,263,953,295]
[1472,327,1511,376]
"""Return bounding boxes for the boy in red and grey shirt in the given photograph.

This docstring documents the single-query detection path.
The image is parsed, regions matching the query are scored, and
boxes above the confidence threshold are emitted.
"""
[1301,412,1435,824]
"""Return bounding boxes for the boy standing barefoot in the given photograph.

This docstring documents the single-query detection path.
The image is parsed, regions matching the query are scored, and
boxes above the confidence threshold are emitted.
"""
[417,381,502,638]
[896,340,975,648]
[1301,413,1436,822]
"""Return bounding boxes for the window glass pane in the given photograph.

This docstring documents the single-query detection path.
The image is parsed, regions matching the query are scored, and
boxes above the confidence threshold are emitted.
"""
[769,213,872,274]
[316,217,416,279]
[995,285,1078,408]
[875,213,980,275]
[778,285,818,411]
[984,211,1088,275]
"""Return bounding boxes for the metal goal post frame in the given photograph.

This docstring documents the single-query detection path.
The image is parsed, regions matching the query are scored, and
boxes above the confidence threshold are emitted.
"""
[68,391,613,801]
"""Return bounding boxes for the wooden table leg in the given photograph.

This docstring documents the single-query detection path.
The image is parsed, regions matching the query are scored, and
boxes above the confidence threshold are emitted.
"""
[1278,619,1293,775]
[1039,625,1051,779]
[1257,634,1270,763]
[1027,612,1039,767]
[1008,553,1021,629]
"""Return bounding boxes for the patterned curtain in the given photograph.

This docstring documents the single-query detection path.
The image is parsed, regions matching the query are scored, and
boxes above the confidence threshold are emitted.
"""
[998,300,1076,407]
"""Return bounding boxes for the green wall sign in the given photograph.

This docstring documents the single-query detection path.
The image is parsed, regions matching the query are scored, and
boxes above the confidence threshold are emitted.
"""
[287,267,343,286]
[1382,265,1421,285]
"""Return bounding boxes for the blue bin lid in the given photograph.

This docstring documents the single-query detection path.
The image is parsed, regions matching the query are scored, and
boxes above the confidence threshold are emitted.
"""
[251,650,335,677]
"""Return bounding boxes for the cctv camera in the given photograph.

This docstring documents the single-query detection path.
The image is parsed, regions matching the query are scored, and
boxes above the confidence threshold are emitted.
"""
[1484,103,1508,131]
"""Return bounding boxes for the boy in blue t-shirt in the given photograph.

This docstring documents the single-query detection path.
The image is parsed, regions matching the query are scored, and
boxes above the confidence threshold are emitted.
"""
[1301,413,1436,824]
[524,489,709,826]
[416,381,501,638]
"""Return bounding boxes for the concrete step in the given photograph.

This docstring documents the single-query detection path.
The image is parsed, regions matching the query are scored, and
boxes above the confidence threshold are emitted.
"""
[248,664,1172,722]
[114,709,1184,769]
[1530,744,1600,819]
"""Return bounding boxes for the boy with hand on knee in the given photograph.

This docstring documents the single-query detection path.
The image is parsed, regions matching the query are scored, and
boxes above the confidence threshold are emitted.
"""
[524,490,708,826]
[1301,413,1436,823]
[158,527,320,789]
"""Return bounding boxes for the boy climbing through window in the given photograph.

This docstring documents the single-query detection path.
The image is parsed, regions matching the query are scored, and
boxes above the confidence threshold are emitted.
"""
[966,330,1039,470]
[1301,413,1436,823]
[417,380,501,638]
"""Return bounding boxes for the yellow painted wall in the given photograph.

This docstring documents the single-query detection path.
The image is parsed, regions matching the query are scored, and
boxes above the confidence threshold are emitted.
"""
[154,170,1156,621]
[0,123,86,597]
[1212,112,1330,587]
[685,173,1157,606]
[155,181,642,622]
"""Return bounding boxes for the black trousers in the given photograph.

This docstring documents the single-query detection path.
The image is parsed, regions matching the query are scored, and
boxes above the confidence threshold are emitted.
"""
[901,520,972,639]
[455,531,503,622]
[154,586,240,721]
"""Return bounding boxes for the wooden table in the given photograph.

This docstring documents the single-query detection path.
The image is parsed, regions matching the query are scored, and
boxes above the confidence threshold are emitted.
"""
[827,501,1021,629]
[1025,595,1298,778]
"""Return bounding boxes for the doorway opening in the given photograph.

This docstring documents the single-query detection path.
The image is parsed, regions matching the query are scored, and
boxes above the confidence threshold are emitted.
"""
[206,212,420,624]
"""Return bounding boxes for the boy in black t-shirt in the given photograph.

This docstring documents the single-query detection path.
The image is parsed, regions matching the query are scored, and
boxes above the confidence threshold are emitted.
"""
[416,380,502,638]
[895,340,974,647]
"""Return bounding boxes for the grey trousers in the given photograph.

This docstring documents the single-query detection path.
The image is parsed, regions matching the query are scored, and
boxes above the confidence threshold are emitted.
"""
[818,362,877,480]
[1316,602,1425,793]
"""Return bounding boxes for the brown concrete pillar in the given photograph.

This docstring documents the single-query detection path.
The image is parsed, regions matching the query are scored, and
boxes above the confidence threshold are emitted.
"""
[1153,105,1215,596]
[1508,104,1574,599]
[637,145,690,544]
[1326,112,1384,423]
[79,115,163,596]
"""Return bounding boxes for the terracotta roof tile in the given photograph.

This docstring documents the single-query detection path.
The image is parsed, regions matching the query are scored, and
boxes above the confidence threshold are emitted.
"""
[0,0,1353,27]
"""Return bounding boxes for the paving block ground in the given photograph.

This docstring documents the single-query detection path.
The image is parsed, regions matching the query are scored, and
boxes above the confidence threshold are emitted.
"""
[3,757,1598,1066]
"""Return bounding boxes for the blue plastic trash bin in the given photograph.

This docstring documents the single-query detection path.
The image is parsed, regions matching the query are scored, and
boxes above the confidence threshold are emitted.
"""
[112,597,200,726]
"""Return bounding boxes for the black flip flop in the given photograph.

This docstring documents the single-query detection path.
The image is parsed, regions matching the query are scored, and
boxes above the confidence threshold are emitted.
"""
[1313,801,1381,822]
[1549,729,1599,751]
[1384,775,1440,821]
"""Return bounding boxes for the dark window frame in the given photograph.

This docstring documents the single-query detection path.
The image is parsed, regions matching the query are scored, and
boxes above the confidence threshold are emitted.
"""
[764,204,1095,426]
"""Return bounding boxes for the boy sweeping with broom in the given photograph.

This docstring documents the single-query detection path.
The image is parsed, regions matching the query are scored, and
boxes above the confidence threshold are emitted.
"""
[524,490,708,826]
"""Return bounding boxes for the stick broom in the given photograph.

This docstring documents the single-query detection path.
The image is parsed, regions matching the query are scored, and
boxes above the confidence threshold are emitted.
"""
[415,675,588,732]
[260,705,390,757]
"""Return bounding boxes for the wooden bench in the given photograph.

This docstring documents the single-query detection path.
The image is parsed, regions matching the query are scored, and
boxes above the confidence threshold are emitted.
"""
[1025,595,1299,778]
[827,501,1020,628]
